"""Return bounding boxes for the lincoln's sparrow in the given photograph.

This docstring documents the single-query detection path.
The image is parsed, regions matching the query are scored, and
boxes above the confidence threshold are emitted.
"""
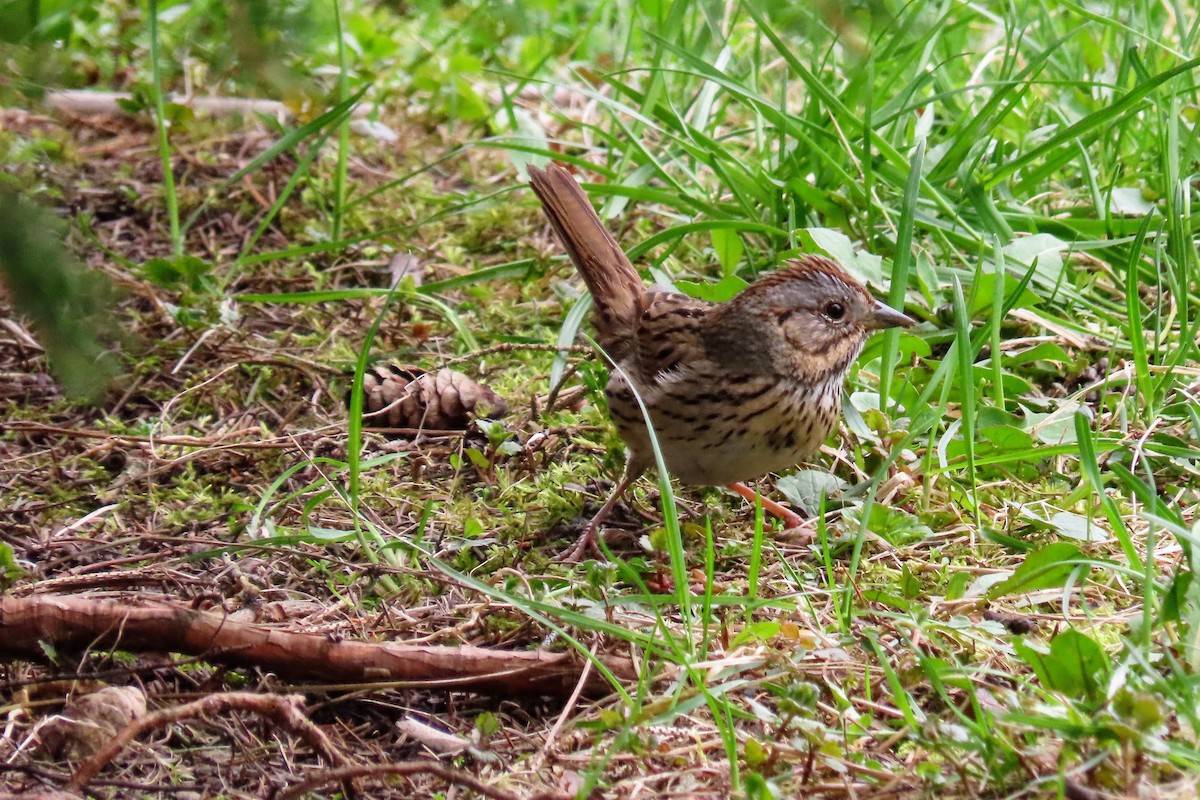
[529,163,913,560]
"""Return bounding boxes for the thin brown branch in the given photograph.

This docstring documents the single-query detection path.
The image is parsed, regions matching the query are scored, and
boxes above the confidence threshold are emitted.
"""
[0,595,634,698]
[66,692,346,793]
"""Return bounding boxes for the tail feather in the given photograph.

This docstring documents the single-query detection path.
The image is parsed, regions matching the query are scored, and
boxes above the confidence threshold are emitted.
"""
[528,164,643,353]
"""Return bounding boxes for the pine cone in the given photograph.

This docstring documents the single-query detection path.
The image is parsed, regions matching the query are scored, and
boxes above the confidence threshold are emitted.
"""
[356,364,508,432]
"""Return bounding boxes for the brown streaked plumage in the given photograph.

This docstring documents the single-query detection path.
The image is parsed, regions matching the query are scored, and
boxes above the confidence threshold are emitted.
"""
[529,163,914,561]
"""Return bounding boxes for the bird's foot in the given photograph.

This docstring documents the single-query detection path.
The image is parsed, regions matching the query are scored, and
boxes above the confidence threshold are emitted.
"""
[726,482,806,529]
[554,526,602,563]
[556,468,644,563]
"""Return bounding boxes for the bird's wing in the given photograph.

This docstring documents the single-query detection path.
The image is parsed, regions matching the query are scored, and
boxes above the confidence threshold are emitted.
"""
[627,290,714,384]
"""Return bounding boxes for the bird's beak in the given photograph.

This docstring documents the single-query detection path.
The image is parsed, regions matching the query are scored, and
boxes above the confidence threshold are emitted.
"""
[867,300,915,330]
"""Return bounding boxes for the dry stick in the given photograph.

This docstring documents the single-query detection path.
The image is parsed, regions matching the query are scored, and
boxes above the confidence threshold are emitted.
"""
[0,596,634,698]
[361,425,470,437]
[67,692,347,793]
[3,420,342,449]
[543,358,583,416]
[45,90,297,120]
[273,761,535,800]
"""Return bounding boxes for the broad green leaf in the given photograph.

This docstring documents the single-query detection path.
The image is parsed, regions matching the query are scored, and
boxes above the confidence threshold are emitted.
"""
[305,527,356,542]
[675,273,748,303]
[743,738,769,768]
[845,503,932,546]
[1003,234,1066,286]
[0,541,23,587]
[795,228,884,286]
[977,406,1021,428]
[731,620,781,647]
[776,470,848,515]
[968,272,1042,315]
[1006,341,1071,368]
[1050,511,1110,543]
[1014,629,1111,702]
[1024,402,1081,445]
[143,255,212,290]
[945,570,972,600]
[978,425,1034,451]
[475,711,501,738]
[1107,187,1157,216]
[710,228,744,277]
[987,542,1085,598]
[966,572,1012,598]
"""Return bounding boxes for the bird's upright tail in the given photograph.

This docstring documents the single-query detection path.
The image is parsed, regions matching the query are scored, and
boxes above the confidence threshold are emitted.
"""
[528,163,643,353]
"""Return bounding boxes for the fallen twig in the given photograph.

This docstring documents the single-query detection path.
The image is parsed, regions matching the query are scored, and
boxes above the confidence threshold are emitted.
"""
[0,595,634,698]
[66,692,345,794]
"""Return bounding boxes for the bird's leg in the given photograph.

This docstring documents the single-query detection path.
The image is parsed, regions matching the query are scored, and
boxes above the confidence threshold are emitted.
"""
[726,482,806,530]
[558,466,644,563]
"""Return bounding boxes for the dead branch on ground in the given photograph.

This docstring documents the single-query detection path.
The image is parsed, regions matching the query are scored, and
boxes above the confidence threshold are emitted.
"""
[0,595,635,699]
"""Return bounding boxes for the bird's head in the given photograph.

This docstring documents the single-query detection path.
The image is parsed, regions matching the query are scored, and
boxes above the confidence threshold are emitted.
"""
[714,255,914,383]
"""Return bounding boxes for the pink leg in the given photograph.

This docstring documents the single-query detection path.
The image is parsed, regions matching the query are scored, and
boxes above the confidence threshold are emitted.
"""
[557,468,644,562]
[726,482,806,530]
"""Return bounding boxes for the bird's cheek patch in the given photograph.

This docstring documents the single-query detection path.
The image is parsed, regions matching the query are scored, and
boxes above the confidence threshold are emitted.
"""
[773,308,800,325]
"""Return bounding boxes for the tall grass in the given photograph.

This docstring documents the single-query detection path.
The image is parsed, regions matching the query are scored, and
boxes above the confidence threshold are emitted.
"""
[147,0,181,257]
[472,0,1200,790]
[120,0,1200,792]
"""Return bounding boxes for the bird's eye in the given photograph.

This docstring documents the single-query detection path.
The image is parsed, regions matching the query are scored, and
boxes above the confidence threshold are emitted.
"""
[823,301,846,321]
